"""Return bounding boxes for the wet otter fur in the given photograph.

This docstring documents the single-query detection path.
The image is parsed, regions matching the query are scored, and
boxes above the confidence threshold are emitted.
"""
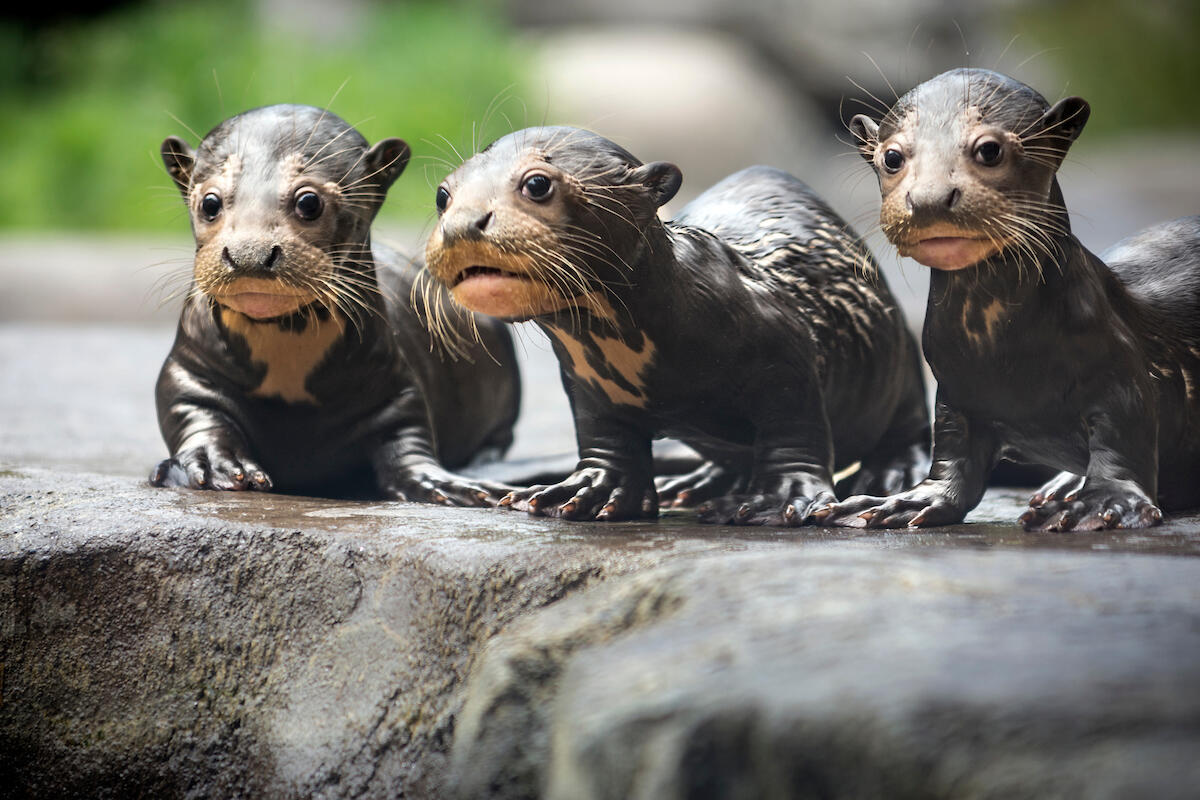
[423,126,930,524]
[150,104,520,503]
[821,68,1200,530]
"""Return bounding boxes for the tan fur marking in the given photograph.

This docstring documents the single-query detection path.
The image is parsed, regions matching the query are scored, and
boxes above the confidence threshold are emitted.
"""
[962,297,1006,348]
[221,308,345,404]
[576,292,620,325]
[980,298,1005,340]
[546,327,656,408]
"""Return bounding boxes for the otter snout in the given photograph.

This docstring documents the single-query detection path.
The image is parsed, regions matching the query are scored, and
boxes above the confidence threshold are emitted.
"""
[221,241,283,274]
[439,205,497,248]
[905,184,962,217]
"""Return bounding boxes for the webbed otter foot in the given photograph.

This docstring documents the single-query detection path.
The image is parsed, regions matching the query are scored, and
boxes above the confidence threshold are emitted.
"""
[813,480,967,528]
[697,477,836,526]
[149,447,272,491]
[656,461,744,508]
[501,467,657,521]
[1018,478,1162,531]
[383,465,512,507]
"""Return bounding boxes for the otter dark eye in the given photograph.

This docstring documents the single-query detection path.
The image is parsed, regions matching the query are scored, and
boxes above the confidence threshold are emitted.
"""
[435,186,450,214]
[975,140,1003,166]
[882,148,905,173]
[294,190,323,221]
[521,174,553,201]
[200,193,222,220]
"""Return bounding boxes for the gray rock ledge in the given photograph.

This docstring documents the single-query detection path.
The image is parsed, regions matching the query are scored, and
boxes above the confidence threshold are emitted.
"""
[3,467,1200,798]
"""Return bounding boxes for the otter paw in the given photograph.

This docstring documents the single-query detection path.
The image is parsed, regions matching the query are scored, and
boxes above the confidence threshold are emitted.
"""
[501,467,656,521]
[149,448,271,491]
[1018,481,1162,531]
[698,487,836,527]
[656,461,743,508]
[384,465,512,507]
[813,484,965,529]
[1028,471,1084,508]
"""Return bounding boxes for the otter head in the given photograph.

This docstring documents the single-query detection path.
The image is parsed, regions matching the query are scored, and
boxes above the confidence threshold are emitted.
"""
[850,68,1089,271]
[163,104,410,320]
[424,126,681,321]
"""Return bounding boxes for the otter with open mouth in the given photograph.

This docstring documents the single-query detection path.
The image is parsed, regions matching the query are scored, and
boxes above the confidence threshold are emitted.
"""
[149,104,520,503]
[818,68,1200,530]
[424,126,930,524]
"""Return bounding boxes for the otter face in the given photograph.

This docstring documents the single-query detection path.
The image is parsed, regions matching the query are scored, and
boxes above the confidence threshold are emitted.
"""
[425,126,681,321]
[850,69,1089,271]
[163,105,409,320]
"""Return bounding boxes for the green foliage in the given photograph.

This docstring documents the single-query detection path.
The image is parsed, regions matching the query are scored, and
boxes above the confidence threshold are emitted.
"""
[0,0,528,231]
[1008,0,1200,137]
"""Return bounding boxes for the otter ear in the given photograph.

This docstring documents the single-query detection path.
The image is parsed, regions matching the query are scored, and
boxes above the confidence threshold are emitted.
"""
[849,114,880,163]
[161,136,195,197]
[364,137,411,192]
[631,161,682,208]
[1037,97,1090,147]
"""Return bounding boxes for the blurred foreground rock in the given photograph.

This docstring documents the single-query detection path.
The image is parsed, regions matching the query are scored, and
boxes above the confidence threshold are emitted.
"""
[452,548,1200,799]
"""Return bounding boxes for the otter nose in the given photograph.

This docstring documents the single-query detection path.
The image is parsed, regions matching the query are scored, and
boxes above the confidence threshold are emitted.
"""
[222,242,282,273]
[905,184,963,218]
[441,207,495,245]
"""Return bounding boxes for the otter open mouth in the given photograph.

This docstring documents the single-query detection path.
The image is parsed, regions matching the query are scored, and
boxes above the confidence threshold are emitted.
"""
[451,265,531,287]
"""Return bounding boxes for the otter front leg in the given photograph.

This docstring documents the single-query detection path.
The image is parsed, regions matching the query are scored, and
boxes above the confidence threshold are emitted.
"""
[502,414,656,521]
[697,387,837,526]
[656,449,750,509]
[697,446,837,526]
[1018,397,1161,530]
[374,388,511,507]
[150,401,272,491]
[816,397,994,528]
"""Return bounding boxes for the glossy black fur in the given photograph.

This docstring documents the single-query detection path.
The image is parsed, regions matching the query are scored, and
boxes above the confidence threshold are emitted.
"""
[152,105,520,500]
[432,128,930,524]
[827,69,1200,530]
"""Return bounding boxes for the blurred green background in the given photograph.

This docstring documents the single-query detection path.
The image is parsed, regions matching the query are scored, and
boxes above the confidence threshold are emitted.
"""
[0,0,528,232]
[0,0,1195,233]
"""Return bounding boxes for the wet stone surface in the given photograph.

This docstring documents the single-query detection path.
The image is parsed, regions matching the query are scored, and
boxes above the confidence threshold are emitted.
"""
[2,324,1199,798]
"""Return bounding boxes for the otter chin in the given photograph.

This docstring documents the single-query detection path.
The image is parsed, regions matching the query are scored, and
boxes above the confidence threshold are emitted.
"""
[904,236,1000,271]
[448,267,574,321]
[216,292,313,319]
[209,278,315,320]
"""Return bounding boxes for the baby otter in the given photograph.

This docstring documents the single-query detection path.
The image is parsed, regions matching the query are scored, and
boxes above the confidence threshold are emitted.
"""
[820,68,1200,530]
[423,126,930,524]
[150,104,520,503]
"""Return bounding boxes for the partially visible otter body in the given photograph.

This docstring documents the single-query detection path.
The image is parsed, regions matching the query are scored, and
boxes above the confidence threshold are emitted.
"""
[424,126,930,524]
[150,104,520,502]
[822,68,1200,530]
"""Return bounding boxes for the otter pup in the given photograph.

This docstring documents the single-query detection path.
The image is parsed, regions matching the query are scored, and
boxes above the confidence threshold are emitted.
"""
[820,68,1200,530]
[423,126,930,524]
[150,104,520,503]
